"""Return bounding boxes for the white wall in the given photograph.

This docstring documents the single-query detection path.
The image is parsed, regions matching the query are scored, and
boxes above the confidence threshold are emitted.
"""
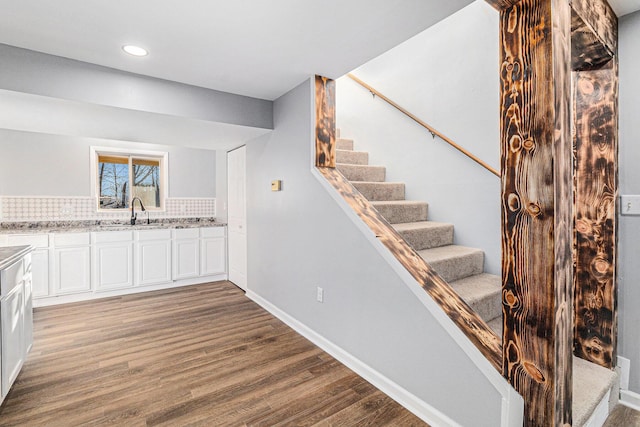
[244,77,520,426]
[617,10,640,395]
[0,129,216,198]
[336,1,501,275]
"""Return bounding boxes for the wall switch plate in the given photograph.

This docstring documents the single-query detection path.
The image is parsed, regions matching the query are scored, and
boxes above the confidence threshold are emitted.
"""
[621,195,640,215]
[316,287,323,303]
[271,180,282,191]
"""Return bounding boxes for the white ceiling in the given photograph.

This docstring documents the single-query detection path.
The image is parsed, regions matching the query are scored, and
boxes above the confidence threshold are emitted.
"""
[0,0,473,101]
[609,0,640,16]
[0,0,635,151]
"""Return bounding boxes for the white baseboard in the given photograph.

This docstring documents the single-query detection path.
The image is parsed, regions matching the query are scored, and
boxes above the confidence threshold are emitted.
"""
[33,274,227,307]
[618,356,631,391]
[247,289,461,427]
[620,389,640,412]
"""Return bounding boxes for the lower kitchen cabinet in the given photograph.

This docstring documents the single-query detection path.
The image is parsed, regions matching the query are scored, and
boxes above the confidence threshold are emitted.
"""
[92,231,133,291]
[52,233,91,295]
[172,229,200,280]
[200,227,226,276]
[0,250,33,403]
[135,230,172,286]
[4,235,49,298]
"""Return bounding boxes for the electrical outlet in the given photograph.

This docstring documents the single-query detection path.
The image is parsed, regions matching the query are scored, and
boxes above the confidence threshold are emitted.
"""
[316,287,324,303]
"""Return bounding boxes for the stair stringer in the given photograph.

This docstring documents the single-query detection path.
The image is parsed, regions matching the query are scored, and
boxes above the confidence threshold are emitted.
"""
[313,166,523,427]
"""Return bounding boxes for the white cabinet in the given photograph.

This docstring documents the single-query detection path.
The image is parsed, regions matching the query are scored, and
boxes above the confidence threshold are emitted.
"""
[200,227,226,276]
[92,231,133,291]
[0,251,32,403]
[135,230,172,286]
[52,233,91,295]
[172,229,200,280]
[4,235,49,298]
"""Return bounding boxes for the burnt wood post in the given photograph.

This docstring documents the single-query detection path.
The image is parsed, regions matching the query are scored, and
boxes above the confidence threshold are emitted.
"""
[315,75,336,168]
[487,0,574,424]
[571,0,618,369]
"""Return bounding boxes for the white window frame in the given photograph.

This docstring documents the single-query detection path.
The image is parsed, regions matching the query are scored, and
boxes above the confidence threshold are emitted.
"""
[90,146,169,212]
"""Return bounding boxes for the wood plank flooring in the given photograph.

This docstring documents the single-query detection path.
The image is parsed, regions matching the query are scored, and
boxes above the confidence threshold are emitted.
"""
[0,281,426,426]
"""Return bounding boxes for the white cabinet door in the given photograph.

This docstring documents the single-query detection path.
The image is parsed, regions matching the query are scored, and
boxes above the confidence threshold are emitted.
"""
[53,246,91,294]
[173,239,199,280]
[92,243,133,291]
[1,282,24,397]
[200,237,226,276]
[135,240,171,286]
[30,249,49,298]
[22,255,33,353]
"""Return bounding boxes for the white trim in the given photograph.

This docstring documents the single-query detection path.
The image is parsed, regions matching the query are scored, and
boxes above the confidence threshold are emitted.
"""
[583,389,611,427]
[33,274,226,307]
[620,389,640,412]
[246,289,461,427]
[89,146,169,210]
[618,356,631,390]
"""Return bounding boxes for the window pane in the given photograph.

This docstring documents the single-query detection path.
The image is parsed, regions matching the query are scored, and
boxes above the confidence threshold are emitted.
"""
[98,155,130,209]
[132,158,161,208]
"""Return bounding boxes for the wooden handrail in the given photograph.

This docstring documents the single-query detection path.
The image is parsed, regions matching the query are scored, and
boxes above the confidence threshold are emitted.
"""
[347,73,501,178]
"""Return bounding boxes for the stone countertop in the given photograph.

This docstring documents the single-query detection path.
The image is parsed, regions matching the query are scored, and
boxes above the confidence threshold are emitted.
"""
[0,218,226,235]
[0,245,33,270]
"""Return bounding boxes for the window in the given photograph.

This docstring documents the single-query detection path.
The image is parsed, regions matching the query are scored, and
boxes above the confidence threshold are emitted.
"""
[92,147,167,211]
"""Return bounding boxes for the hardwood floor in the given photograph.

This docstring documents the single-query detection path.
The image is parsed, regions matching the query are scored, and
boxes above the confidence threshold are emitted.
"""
[0,281,426,426]
[604,404,640,426]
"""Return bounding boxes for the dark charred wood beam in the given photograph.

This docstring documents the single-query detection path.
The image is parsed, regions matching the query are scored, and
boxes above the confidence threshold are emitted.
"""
[571,0,617,61]
[573,59,619,369]
[318,167,502,371]
[497,0,573,424]
[315,75,336,168]
[484,0,521,11]
[571,4,617,71]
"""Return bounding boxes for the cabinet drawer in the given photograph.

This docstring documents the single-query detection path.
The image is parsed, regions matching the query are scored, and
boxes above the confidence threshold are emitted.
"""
[91,231,132,244]
[135,229,171,241]
[1,259,23,296]
[7,234,49,249]
[173,228,199,240]
[200,227,225,238]
[54,233,90,247]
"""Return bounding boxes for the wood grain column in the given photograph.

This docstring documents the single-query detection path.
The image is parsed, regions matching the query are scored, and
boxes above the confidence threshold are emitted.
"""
[315,75,336,168]
[496,0,573,424]
[573,58,618,369]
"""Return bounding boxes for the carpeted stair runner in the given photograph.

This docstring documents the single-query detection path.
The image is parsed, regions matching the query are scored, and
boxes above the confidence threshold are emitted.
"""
[336,133,621,425]
[335,137,502,325]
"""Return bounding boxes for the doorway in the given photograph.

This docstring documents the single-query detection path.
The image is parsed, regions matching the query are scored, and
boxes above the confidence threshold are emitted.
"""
[227,146,247,290]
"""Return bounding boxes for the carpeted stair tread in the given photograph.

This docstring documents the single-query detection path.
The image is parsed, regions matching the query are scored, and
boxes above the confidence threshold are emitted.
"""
[573,357,619,426]
[337,163,386,182]
[487,317,502,336]
[418,245,484,282]
[449,273,502,322]
[337,138,354,150]
[336,149,369,165]
[370,201,428,224]
[351,181,406,201]
[393,221,454,250]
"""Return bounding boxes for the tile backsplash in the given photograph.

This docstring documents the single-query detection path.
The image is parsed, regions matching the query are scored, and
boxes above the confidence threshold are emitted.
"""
[0,196,216,222]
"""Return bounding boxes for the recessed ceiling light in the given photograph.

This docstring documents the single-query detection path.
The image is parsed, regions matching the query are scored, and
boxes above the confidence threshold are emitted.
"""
[122,45,148,57]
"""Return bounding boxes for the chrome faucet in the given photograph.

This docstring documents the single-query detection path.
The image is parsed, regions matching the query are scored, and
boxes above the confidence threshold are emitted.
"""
[131,197,146,225]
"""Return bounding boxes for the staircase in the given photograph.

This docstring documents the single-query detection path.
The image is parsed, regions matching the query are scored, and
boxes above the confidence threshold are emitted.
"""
[335,134,621,426]
[335,136,502,330]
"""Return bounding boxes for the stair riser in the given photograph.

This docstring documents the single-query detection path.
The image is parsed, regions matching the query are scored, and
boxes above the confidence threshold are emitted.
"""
[429,252,484,282]
[336,150,369,165]
[398,226,454,250]
[337,139,354,150]
[337,164,385,182]
[469,292,502,323]
[373,204,428,224]
[352,182,405,201]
